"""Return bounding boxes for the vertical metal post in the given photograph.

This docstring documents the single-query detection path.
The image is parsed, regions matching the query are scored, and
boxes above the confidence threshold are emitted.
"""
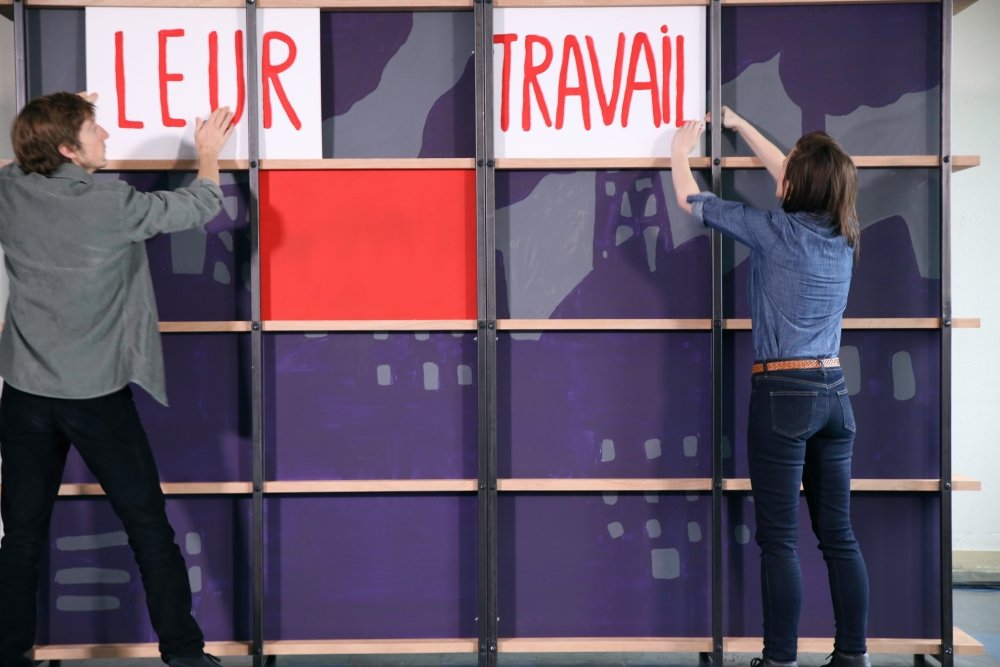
[939,1,954,666]
[12,0,26,110]
[244,1,265,665]
[475,0,498,666]
[709,1,724,666]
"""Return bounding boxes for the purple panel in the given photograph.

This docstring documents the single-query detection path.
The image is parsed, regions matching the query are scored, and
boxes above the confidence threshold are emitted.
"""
[39,497,251,644]
[496,171,712,319]
[89,173,252,322]
[724,494,940,639]
[722,4,940,141]
[62,334,252,484]
[725,330,940,480]
[266,333,477,480]
[499,493,711,637]
[320,12,475,158]
[500,332,711,478]
[723,171,940,320]
[263,494,477,640]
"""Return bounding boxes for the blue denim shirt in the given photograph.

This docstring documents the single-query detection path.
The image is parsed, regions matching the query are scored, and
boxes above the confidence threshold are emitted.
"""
[688,192,853,361]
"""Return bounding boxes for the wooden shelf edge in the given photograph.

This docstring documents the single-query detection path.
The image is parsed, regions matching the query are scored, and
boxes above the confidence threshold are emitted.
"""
[159,321,252,333]
[260,158,475,170]
[263,320,478,332]
[499,478,712,492]
[263,639,477,655]
[726,318,979,331]
[41,482,254,497]
[495,157,703,170]
[499,637,712,652]
[260,0,472,6]
[33,642,251,660]
[499,318,712,331]
[723,478,981,492]
[726,628,983,656]
[98,159,249,170]
[264,479,478,493]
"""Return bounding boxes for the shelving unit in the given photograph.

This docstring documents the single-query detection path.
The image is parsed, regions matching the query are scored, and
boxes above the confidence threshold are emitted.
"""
[0,1,985,667]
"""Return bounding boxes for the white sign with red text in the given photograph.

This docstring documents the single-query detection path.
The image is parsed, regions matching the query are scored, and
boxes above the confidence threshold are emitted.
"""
[493,7,706,159]
[85,8,321,161]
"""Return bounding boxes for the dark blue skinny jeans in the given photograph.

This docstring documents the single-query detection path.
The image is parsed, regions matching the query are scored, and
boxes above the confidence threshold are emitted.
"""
[748,367,869,662]
[0,384,205,667]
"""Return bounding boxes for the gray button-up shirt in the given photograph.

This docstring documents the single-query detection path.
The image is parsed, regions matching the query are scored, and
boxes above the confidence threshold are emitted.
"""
[0,162,224,405]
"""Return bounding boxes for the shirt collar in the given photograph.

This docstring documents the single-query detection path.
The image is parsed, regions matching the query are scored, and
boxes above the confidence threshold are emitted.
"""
[50,162,94,184]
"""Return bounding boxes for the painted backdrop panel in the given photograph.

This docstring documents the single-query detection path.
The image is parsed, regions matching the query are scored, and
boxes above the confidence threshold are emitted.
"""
[261,170,477,320]
[724,330,940,480]
[264,494,477,640]
[321,11,475,158]
[62,333,252,484]
[39,497,251,644]
[499,493,711,638]
[266,332,477,480]
[496,170,711,319]
[499,332,711,479]
[725,494,940,639]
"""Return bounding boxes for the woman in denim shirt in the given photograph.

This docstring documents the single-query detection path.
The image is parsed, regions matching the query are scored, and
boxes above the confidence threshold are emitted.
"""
[671,108,869,667]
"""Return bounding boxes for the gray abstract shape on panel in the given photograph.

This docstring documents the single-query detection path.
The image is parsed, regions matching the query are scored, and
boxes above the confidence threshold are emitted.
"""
[616,225,634,246]
[688,521,702,543]
[840,345,861,396]
[213,262,231,285]
[603,492,619,506]
[457,364,473,386]
[646,519,662,539]
[827,87,939,158]
[327,13,473,157]
[856,169,938,279]
[188,566,203,593]
[601,438,616,462]
[423,362,440,391]
[643,226,659,272]
[734,524,752,545]
[683,435,698,458]
[497,172,596,318]
[56,532,128,551]
[892,351,917,401]
[651,548,680,580]
[658,171,711,249]
[608,522,625,539]
[186,533,202,555]
[722,55,803,156]
[377,364,392,386]
[644,438,662,460]
[55,568,130,585]
[171,227,208,274]
[56,596,120,612]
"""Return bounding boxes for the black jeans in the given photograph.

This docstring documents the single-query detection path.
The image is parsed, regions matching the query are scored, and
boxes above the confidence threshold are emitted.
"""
[748,368,869,662]
[0,384,204,667]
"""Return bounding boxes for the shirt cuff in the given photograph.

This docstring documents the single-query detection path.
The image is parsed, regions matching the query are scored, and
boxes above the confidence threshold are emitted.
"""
[686,192,718,225]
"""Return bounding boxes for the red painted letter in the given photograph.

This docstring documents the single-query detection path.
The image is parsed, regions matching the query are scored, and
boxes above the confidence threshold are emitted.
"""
[621,32,661,128]
[158,29,186,128]
[675,35,686,127]
[493,33,518,133]
[209,30,246,124]
[262,31,301,131]
[115,31,143,129]
[556,35,590,130]
[522,35,553,131]
[660,26,672,126]
[586,34,625,127]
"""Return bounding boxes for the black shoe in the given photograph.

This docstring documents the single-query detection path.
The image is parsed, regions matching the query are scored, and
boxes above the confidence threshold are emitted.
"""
[166,654,222,667]
[751,657,798,667]
[822,651,871,667]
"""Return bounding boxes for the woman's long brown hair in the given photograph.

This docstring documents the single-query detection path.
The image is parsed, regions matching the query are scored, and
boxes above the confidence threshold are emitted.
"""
[781,131,860,259]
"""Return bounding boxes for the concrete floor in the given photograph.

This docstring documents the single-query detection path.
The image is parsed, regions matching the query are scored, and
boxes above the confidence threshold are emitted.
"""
[63,586,1000,667]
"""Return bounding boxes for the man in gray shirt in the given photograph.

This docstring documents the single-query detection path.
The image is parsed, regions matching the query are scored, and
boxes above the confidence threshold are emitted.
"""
[0,92,233,667]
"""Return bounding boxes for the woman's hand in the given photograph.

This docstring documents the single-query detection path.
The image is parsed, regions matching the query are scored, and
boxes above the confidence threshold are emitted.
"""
[707,105,744,132]
[671,120,705,157]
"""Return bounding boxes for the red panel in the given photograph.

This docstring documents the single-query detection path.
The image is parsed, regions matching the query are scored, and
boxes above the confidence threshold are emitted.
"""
[261,170,476,320]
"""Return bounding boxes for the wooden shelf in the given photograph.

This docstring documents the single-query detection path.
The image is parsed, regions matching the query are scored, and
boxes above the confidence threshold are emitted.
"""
[264,479,478,493]
[497,318,981,332]
[258,0,472,6]
[101,159,249,171]
[45,482,254,496]
[260,158,475,170]
[263,320,478,332]
[495,156,980,172]
[263,639,477,655]
[160,321,252,333]
[32,642,251,660]
[725,628,984,656]
[500,637,712,652]
[499,478,712,492]
[496,477,981,493]
[725,317,981,331]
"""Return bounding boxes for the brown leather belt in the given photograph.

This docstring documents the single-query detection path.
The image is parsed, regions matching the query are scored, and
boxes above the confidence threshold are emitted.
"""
[752,358,840,374]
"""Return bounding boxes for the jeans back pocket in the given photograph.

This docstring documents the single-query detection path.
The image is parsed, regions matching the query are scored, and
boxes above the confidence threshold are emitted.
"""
[770,390,819,438]
[837,388,857,433]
